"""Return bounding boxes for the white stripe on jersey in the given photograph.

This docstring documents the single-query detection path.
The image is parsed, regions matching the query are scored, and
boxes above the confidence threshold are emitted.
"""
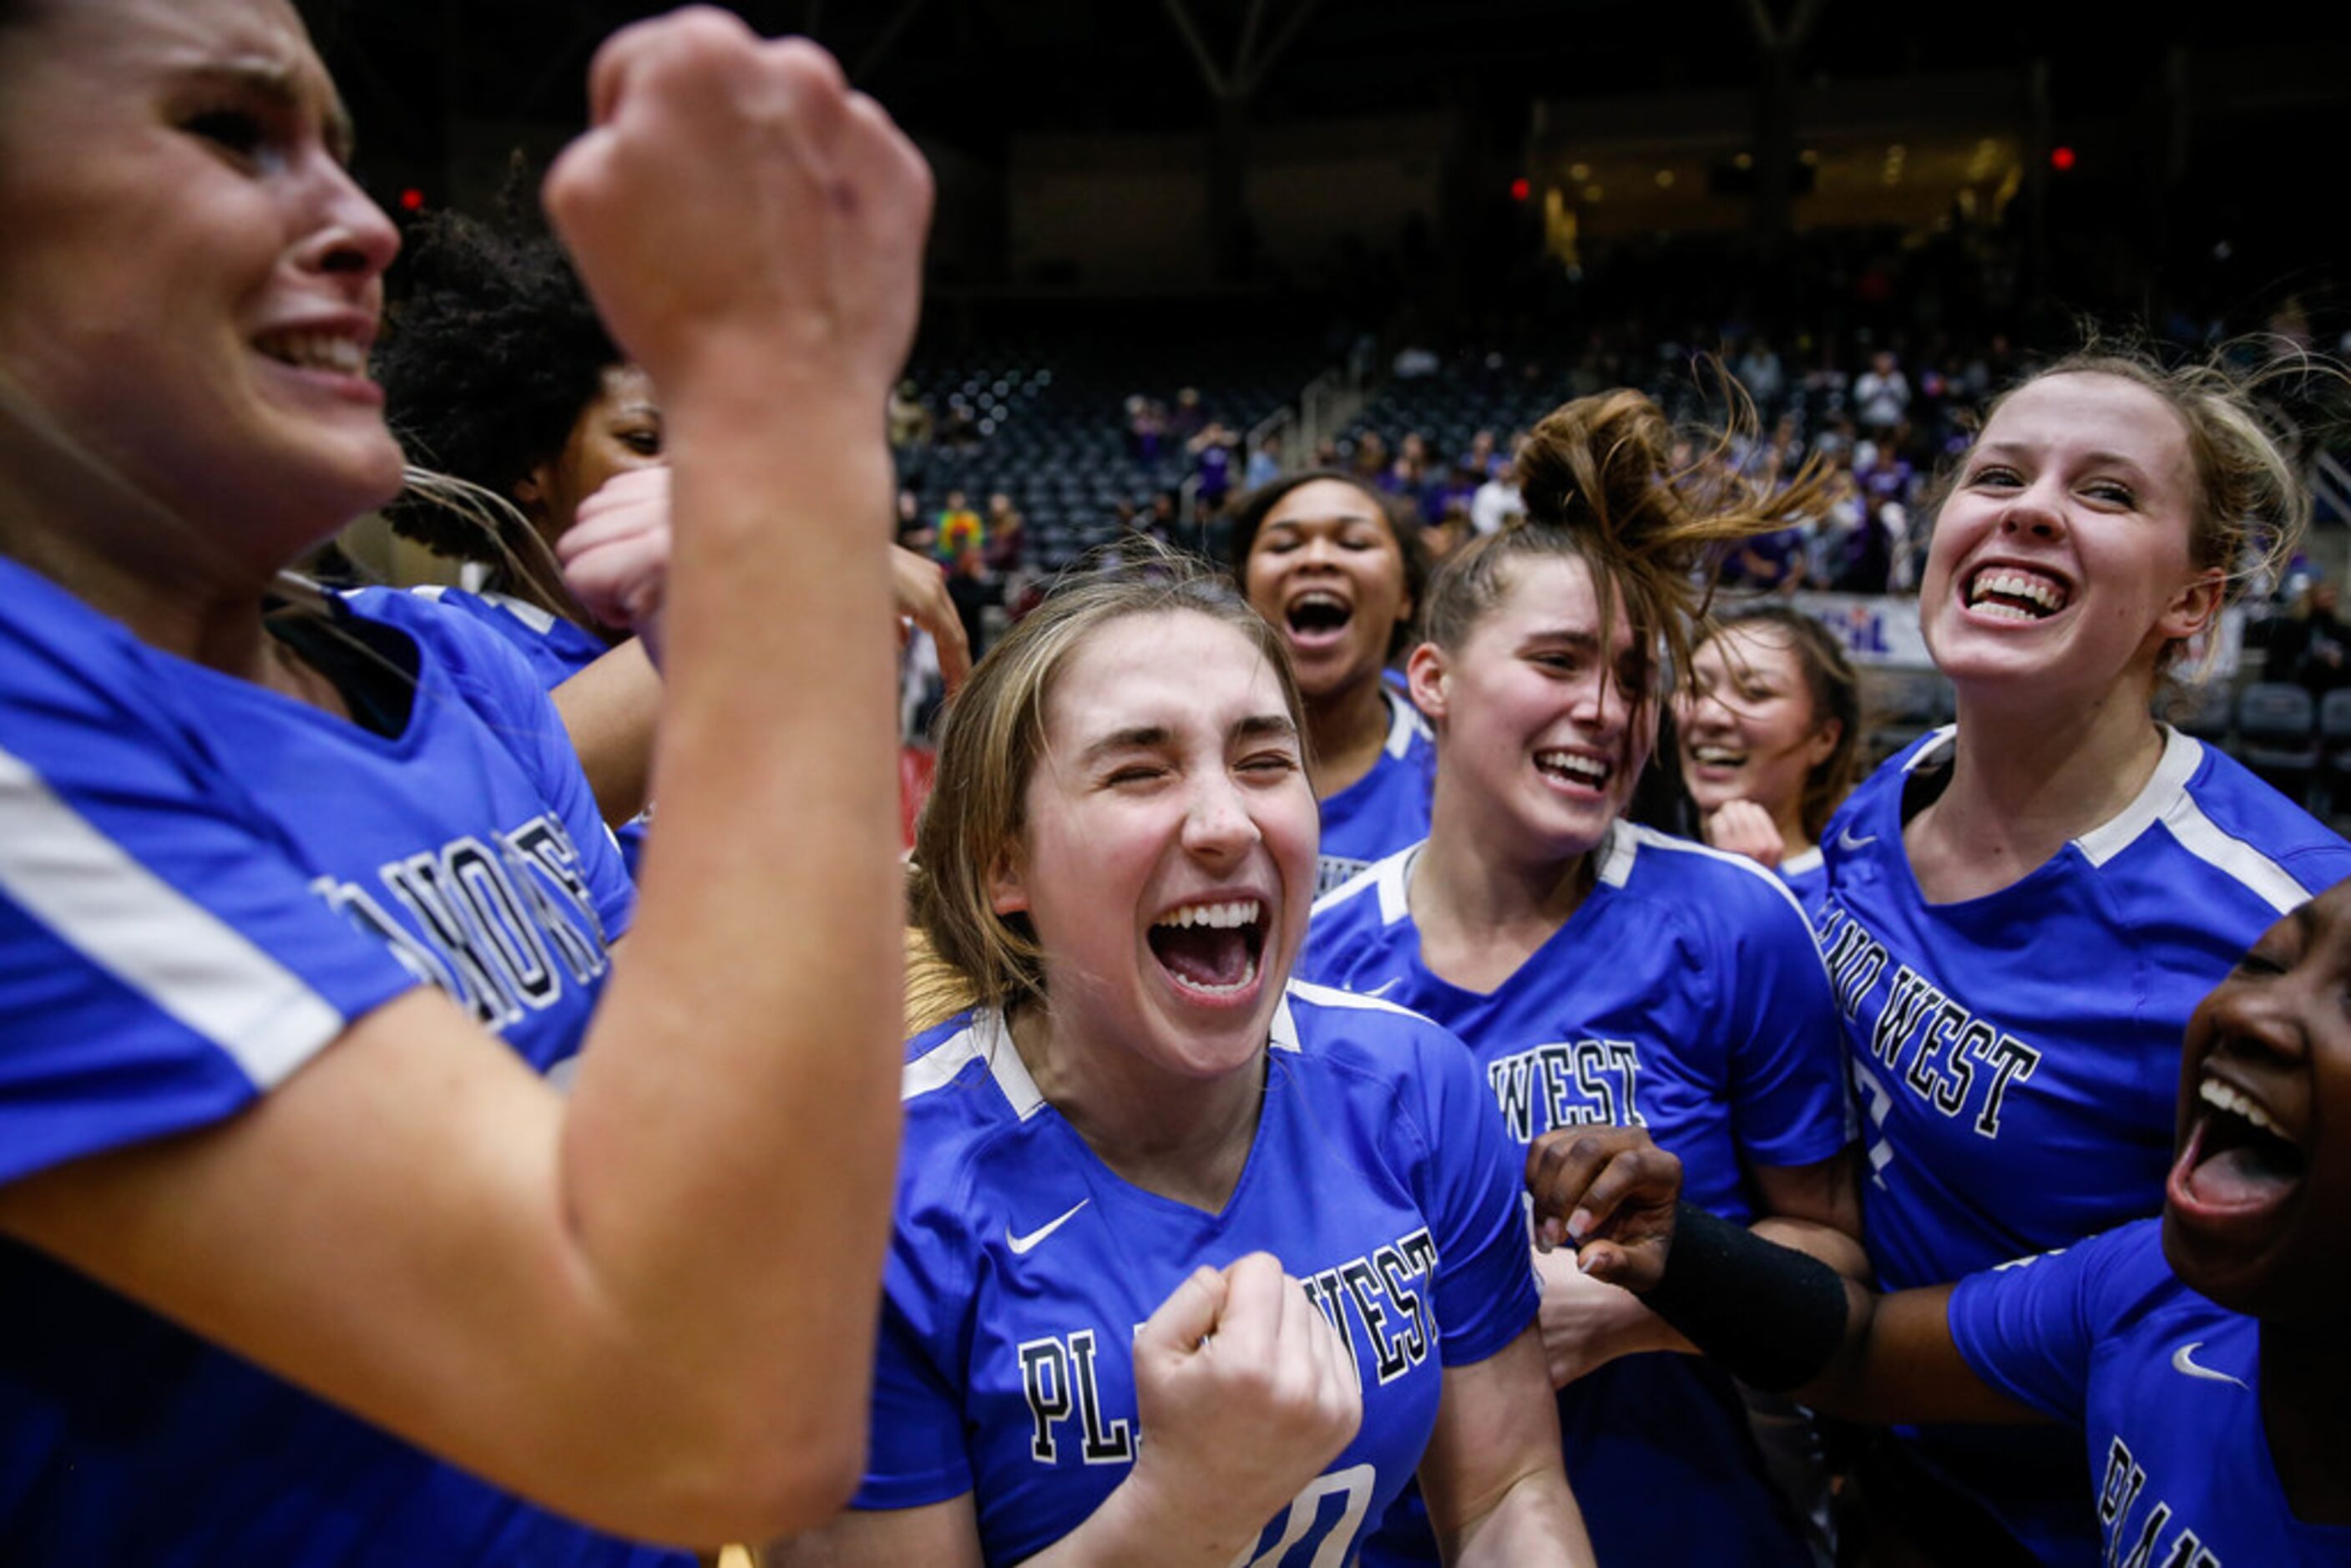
[1382,686,1433,761]
[902,1009,1046,1117]
[2076,730,2311,914]
[408,584,562,636]
[0,743,346,1088]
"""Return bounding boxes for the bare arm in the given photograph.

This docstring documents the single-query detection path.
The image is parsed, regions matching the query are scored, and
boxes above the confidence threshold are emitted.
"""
[0,16,928,1546]
[1749,1147,1871,1280]
[770,1497,985,1568]
[1529,1149,1868,1387]
[1419,1328,1594,1567]
[1526,1128,2041,1430]
[552,635,660,827]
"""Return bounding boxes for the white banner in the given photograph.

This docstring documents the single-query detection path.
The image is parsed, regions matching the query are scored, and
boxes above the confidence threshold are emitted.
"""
[1777,592,2245,679]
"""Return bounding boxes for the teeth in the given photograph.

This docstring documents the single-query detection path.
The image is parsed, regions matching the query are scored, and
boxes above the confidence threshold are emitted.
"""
[1536,750,1609,785]
[1291,590,1349,613]
[257,331,367,375]
[2199,1076,2282,1137]
[1154,898,1263,930]
[1966,568,2067,616]
[1691,746,1743,766]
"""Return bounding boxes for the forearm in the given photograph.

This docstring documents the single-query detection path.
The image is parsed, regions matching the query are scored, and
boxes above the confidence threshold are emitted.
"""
[559,392,903,1497]
[1751,1214,1872,1280]
[1019,1473,1267,1567]
[1441,1467,1594,1568]
[551,636,660,826]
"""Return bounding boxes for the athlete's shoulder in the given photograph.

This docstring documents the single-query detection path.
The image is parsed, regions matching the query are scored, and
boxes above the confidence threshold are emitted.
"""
[1610,822,1816,927]
[1309,842,1416,923]
[1968,1218,2180,1335]
[2086,728,2351,914]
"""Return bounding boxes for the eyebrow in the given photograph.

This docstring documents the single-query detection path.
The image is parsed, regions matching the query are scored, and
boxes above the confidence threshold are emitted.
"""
[1080,713,1299,763]
[1974,441,2152,482]
[185,59,356,162]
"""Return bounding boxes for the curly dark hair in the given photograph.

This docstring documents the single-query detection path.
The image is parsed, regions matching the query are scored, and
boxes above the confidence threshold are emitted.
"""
[377,207,619,568]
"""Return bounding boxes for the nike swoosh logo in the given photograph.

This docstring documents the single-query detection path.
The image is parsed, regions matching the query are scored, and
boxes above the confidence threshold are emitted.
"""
[2171,1341,2247,1389]
[1838,827,1878,850]
[1007,1199,1090,1257]
[1364,978,1401,999]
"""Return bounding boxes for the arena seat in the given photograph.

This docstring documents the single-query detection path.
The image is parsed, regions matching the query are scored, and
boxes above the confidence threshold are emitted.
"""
[2317,688,2351,815]
[2236,681,2319,804]
[2167,681,2234,746]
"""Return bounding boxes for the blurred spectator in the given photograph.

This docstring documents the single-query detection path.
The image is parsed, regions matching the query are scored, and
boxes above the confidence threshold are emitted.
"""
[1854,350,1911,433]
[1125,394,1166,463]
[1245,432,1284,490]
[1736,337,1787,412]
[1169,386,1208,439]
[935,488,983,560]
[2264,580,2350,695]
[1427,499,1474,559]
[895,488,935,555]
[1190,420,1241,508]
[887,381,933,449]
[983,493,1026,576]
[938,395,982,451]
[944,544,1004,662]
[1471,456,1524,536]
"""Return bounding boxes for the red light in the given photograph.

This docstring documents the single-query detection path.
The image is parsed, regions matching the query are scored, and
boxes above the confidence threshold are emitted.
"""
[1509,177,1530,202]
[398,187,427,212]
[2050,146,2076,172]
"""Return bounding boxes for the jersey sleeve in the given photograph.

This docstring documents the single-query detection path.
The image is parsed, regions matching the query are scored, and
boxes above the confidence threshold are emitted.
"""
[351,593,635,942]
[1717,877,1855,1169]
[1944,1224,2149,1427]
[852,1177,978,1509]
[0,616,420,1187]
[1403,1021,1542,1366]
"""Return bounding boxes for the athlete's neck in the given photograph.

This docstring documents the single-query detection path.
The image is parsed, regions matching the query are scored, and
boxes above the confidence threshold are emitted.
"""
[1305,671,1393,801]
[1905,679,2166,904]
[1409,803,1598,993]
[2260,1318,2351,1525]
[1007,1005,1264,1213]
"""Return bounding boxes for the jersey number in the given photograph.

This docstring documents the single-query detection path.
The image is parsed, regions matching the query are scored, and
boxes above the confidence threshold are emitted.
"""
[1236,1464,1376,1568]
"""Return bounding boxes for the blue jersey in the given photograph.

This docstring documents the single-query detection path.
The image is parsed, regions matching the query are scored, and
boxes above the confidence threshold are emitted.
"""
[1815,725,2351,1563]
[856,984,1540,1567]
[1301,823,1849,1566]
[0,558,670,1566]
[1778,843,1826,911]
[1949,1222,2351,1566]
[1316,687,1435,897]
[353,585,648,877]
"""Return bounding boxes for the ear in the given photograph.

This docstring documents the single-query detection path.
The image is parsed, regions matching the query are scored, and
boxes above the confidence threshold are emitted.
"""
[512,464,552,519]
[2157,569,2226,646]
[1405,640,1449,722]
[987,842,1029,918]
[1804,716,1844,770]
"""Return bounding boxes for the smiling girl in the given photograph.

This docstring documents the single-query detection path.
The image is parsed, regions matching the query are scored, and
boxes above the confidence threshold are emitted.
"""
[1810,350,2351,1563]
[1301,388,1862,1567]
[1232,472,1436,894]
[1529,870,2351,1562]
[1677,604,1864,903]
[774,562,1592,1568]
[0,3,921,1560]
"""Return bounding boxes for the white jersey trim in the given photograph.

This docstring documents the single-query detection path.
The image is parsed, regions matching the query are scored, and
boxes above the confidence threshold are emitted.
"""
[412,584,561,636]
[1282,976,1419,1025]
[1615,821,1820,926]
[0,744,347,1089]
[1900,724,1960,773]
[1907,723,2311,916]
[1780,845,1824,878]
[902,1009,1048,1119]
[2073,728,2307,913]
[1382,686,1433,761]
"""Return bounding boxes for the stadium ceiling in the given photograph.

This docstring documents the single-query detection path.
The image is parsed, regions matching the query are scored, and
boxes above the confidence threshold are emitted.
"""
[302,0,2351,161]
